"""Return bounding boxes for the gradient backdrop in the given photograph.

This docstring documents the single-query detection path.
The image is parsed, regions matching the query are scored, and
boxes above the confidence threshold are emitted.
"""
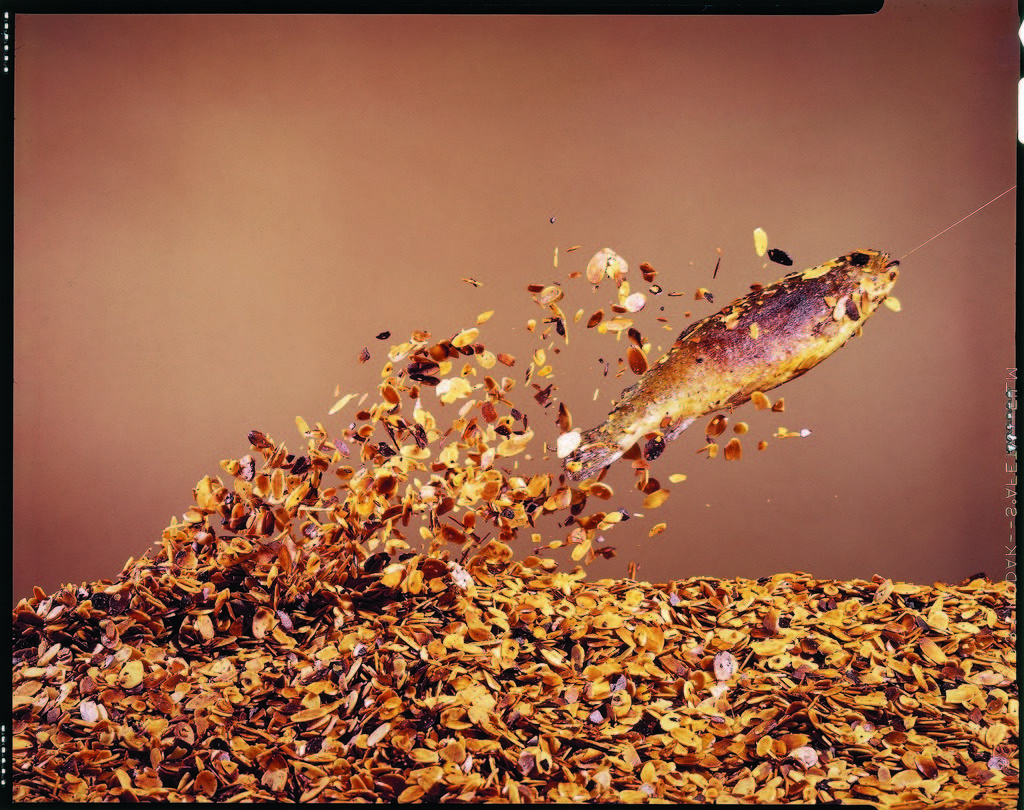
[13,7,1017,606]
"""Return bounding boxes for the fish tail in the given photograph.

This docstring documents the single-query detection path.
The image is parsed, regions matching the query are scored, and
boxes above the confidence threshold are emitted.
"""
[563,427,625,480]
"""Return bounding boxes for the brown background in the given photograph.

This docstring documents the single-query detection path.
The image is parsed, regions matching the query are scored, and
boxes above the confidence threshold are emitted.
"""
[13,8,1017,605]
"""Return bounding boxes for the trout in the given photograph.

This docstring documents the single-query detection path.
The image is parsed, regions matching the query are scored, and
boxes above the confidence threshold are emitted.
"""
[562,249,900,480]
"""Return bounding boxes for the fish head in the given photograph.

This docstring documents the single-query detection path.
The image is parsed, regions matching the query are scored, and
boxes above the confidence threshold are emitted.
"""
[844,249,900,303]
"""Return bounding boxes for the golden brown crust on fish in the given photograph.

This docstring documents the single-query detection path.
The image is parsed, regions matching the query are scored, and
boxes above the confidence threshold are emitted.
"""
[563,250,900,480]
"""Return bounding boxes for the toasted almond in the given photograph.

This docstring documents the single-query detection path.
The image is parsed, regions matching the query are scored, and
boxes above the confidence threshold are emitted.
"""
[753,227,768,257]
[627,346,648,375]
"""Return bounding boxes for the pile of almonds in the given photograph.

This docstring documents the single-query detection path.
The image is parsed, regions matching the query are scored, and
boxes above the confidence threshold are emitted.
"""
[12,539,1017,804]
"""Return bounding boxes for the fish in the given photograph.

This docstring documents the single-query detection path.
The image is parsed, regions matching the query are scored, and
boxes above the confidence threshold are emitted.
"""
[561,249,900,480]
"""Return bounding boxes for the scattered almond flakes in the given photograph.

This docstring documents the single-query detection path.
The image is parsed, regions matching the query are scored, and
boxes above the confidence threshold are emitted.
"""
[754,227,768,257]
[641,488,670,509]
[15,243,1014,807]
[706,415,728,438]
[586,247,628,285]
[627,345,648,376]
[436,377,474,404]
[723,437,742,460]
[623,292,646,312]
[698,443,719,458]
[328,392,359,415]
[452,327,480,348]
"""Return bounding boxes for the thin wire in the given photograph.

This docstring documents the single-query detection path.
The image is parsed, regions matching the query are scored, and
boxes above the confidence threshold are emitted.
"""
[899,185,1016,260]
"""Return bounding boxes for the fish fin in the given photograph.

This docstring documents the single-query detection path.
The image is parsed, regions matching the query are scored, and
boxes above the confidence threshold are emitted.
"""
[664,415,695,442]
[563,427,626,481]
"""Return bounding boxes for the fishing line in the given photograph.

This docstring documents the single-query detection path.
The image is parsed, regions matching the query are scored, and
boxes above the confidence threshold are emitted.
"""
[899,186,1016,260]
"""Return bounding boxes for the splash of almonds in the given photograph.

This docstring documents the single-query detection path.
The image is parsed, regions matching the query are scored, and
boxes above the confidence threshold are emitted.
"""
[13,247,1016,803]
